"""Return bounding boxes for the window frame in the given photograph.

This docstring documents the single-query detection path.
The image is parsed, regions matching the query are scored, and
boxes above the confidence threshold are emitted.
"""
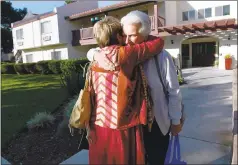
[51,51,62,60]
[188,10,196,20]
[223,5,230,16]
[41,21,52,34]
[205,8,212,18]
[26,54,33,63]
[215,6,223,16]
[16,28,24,40]
[182,11,189,21]
[198,9,205,19]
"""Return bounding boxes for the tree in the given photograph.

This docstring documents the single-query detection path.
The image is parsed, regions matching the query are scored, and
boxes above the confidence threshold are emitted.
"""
[1,1,27,53]
[65,0,77,4]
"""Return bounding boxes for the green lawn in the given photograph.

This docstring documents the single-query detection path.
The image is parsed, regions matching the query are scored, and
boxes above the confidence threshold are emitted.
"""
[1,74,69,147]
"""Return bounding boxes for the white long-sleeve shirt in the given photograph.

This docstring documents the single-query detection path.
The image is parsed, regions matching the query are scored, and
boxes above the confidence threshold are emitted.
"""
[87,49,182,135]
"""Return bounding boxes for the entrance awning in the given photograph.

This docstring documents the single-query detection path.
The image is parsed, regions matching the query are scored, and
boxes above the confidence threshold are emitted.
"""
[157,18,237,36]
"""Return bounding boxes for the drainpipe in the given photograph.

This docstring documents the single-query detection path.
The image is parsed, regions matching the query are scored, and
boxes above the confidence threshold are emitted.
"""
[154,2,159,34]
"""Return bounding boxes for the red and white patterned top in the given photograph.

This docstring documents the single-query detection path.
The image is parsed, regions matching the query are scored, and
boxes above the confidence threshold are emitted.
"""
[90,47,120,129]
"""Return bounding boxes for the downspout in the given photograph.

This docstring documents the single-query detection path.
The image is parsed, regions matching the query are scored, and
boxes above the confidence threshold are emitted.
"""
[154,2,159,34]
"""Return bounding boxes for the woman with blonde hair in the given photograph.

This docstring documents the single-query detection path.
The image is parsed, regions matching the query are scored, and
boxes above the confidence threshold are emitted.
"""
[87,16,164,164]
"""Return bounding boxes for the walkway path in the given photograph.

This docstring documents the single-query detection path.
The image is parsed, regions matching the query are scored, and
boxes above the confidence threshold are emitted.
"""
[61,67,233,164]
[180,67,233,164]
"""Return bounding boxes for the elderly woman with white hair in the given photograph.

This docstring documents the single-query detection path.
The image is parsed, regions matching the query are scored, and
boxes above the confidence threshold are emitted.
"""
[88,10,183,165]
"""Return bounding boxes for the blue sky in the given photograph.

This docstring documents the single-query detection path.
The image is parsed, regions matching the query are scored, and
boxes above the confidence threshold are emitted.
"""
[11,1,124,14]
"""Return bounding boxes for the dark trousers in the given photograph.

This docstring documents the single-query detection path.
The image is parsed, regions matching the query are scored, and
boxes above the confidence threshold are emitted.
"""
[143,120,170,165]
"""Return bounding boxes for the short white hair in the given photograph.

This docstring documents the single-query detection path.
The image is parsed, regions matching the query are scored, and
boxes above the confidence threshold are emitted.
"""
[121,10,151,37]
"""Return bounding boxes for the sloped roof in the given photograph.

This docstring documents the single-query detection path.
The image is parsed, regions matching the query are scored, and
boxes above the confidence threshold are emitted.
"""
[12,11,56,28]
[67,1,155,21]
[22,11,38,20]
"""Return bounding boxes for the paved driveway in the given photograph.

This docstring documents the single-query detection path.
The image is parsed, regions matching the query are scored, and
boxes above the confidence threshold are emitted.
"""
[179,67,233,164]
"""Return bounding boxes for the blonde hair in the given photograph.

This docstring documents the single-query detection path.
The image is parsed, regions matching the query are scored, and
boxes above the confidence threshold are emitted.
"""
[93,16,123,48]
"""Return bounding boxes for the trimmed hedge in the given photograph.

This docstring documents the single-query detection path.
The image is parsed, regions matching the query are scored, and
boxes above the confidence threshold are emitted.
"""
[24,63,38,74]
[14,63,27,74]
[1,63,16,74]
[36,61,52,75]
[48,60,62,74]
[1,58,90,75]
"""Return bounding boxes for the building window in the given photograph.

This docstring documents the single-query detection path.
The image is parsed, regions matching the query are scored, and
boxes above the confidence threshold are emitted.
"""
[223,5,230,15]
[26,54,33,63]
[215,5,230,16]
[51,51,61,60]
[182,11,188,21]
[41,21,52,34]
[198,9,205,19]
[205,8,212,18]
[215,6,223,16]
[188,10,195,20]
[16,29,24,40]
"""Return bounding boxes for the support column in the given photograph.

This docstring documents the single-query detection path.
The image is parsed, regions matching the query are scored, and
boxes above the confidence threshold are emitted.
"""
[154,2,158,34]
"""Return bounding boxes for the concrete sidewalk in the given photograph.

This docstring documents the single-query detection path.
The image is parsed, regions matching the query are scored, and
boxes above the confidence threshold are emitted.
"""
[61,67,233,164]
[179,67,233,164]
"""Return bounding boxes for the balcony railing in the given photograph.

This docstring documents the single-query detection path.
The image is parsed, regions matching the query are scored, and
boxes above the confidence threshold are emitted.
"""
[72,15,165,45]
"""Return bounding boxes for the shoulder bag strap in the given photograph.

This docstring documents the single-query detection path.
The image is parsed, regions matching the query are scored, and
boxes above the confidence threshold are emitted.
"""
[154,55,169,100]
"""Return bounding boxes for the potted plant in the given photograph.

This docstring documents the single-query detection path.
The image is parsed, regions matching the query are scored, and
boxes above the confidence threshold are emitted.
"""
[224,54,232,70]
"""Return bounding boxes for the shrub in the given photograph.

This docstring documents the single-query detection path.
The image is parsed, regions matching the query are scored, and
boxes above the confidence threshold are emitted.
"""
[48,60,62,74]
[36,61,52,74]
[27,112,55,130]
[14,63,27,74]
[178,74,185,85]
[1,63,16,74]
[60,59,88,95]
[24,63,38,74]
[60,59,77,76]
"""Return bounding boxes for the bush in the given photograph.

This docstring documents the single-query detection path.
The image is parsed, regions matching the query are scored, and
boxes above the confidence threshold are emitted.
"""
[1,63,16,74]
[14,63,27,74]
[24,63,38,74]
[26,112,55,130]
[48,60,62,74]
[60,59,88,95]
[36,61,52,74]
[178,74,185,85]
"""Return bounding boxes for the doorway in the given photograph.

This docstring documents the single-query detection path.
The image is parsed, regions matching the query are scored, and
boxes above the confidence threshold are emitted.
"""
[192,42,216,67]
[181,44,190,68]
